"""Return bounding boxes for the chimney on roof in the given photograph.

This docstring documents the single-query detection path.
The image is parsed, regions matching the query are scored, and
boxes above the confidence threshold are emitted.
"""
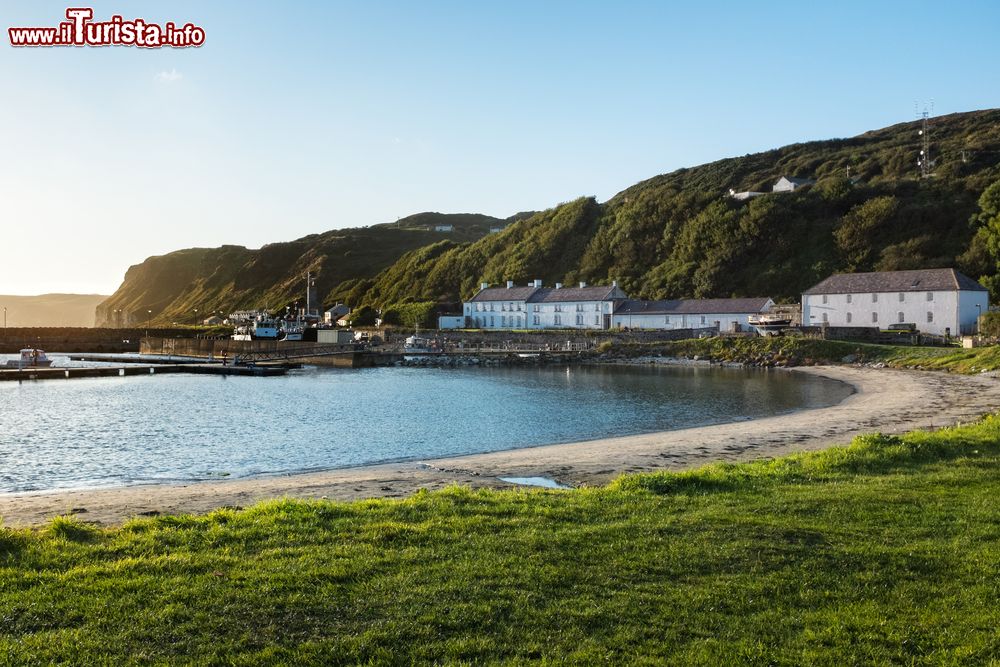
[506,280,514,289]
[534,279,542,288]
[579,281,587,288]
[480,282,488,291]
[555,282,563,289]
[612,280,618,287]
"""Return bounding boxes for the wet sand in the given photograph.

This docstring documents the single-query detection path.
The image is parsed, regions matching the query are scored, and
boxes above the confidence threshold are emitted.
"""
[3,365,998,527]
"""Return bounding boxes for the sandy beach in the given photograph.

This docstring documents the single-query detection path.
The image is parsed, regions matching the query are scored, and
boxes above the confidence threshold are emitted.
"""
[3,365,998,528]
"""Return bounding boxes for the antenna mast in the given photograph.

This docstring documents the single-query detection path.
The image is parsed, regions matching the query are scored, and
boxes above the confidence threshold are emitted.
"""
[916,101,935,179]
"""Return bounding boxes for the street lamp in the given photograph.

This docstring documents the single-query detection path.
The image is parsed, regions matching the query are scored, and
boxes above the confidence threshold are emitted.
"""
[146,309,152,337]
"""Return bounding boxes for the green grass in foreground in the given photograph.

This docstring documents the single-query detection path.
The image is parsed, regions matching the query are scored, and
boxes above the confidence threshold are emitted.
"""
[5,418,1000,664]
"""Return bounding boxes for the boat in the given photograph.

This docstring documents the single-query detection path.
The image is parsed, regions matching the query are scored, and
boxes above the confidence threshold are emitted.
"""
[6,348,54,368]
[748,314,793,336]
[403,334,442,354]
[233,316,282,340]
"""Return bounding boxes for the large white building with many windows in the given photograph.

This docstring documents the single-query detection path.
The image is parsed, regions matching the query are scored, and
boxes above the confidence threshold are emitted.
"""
[801,268,988,336]
[463,280,627,330]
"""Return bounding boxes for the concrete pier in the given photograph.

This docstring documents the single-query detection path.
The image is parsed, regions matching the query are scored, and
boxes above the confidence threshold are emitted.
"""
[0,363,288,382]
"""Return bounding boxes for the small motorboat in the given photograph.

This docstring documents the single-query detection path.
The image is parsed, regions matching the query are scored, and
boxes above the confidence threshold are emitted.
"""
[748,314,792,336]
[6,348,54,368]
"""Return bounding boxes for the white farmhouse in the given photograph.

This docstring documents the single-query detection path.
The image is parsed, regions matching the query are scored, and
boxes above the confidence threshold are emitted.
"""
[463,280,627,330]
[801,268,988,336]
[612,298,774,332]
[772,176,814,193]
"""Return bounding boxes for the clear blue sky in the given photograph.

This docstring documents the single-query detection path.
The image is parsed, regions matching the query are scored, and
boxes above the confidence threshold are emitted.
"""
[2,0,999,294]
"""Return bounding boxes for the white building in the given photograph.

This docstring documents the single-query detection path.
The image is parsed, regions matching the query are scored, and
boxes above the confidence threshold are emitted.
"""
[434,224,454,232]
[729,189,765,201]
[772,176,814,193]
[612,298,774,332]
[438,315,465,329]
[801,268,988,336]
[463,280,627,330]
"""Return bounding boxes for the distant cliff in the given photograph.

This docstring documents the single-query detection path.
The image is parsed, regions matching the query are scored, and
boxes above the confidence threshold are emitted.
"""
[1,294,108,327]
[100,109,1000,325]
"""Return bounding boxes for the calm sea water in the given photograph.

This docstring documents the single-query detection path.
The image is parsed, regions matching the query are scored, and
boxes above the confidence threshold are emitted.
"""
[0,358,852,493]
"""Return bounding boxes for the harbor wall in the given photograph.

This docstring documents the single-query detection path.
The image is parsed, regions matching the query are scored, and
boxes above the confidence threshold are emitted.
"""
[1,328,201,354]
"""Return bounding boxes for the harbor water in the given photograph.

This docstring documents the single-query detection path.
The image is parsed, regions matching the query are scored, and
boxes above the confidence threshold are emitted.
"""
[0,360,852,493]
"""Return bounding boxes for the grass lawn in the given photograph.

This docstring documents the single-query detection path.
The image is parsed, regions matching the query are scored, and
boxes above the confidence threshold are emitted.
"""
[4,417,1000,663]
[611,336,1000,375]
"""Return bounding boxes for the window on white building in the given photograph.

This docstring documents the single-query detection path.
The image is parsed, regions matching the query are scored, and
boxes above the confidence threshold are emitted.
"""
[554,315,561,325]
[576,314,583,325]
[898,311,905,323]
[490,303,495,311]
[927,311,933,323]
[501,303,507,312]
[822,313,828,323]
[594,304,600,311]
[822,295,828,304]
[594,315,600,325]
[700,316,706,324]
[926,292,933,302]
[554,305,562,312]
[490,316,495,326]
[898,293,905,302]
[533,304,540,312]
[532,315,539,325]
[576,304,583,312]
[846,294,852,304]
[846,312,852,323]
[665,316,670,324]
[516,304,522,311]
[872,312,878,323]
[872,293,878,303]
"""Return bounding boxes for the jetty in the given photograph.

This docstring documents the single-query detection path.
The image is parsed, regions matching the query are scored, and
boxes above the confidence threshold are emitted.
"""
[0,363,289,382]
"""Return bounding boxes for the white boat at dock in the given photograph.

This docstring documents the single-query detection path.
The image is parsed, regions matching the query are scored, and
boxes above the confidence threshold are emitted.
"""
[5,348,54,368]
[748,314,793,336]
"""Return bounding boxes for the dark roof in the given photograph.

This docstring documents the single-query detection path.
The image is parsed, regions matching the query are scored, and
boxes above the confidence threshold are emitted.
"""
[802,269,987,295]
[469,286,539,302]
[527,286,626,303]
[614,297,772,315]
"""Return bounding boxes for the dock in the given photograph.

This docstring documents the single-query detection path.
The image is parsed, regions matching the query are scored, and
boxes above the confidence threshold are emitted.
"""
[0,363,289,382]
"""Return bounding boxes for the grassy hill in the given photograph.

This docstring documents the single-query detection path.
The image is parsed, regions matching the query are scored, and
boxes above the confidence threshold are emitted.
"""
[96,212,521,326]
[4,416,1000,662]
[339,110,1000,310]
[101,109,1000,324]
[0,294,108,327]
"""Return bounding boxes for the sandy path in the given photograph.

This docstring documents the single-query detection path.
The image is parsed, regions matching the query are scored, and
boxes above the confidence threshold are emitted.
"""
[2,365,998,527]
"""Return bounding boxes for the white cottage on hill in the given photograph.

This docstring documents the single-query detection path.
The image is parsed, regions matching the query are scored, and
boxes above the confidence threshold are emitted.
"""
[612,298,774,332]
[801,268,988,336]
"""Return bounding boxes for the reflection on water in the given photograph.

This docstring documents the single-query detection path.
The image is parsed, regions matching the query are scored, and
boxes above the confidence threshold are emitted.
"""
[0,364,852,493]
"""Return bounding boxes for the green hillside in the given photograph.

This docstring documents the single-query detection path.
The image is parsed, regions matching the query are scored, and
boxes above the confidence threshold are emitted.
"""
[96,213,518,326]
[101,110,1000,324]
[340,110,1000,311]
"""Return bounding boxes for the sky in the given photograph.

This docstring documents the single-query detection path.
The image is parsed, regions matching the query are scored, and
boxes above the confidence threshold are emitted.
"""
[2,0,999,295]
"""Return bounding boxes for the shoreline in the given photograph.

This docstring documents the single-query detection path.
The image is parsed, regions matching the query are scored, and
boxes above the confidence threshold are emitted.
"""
[3,364,999,527]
